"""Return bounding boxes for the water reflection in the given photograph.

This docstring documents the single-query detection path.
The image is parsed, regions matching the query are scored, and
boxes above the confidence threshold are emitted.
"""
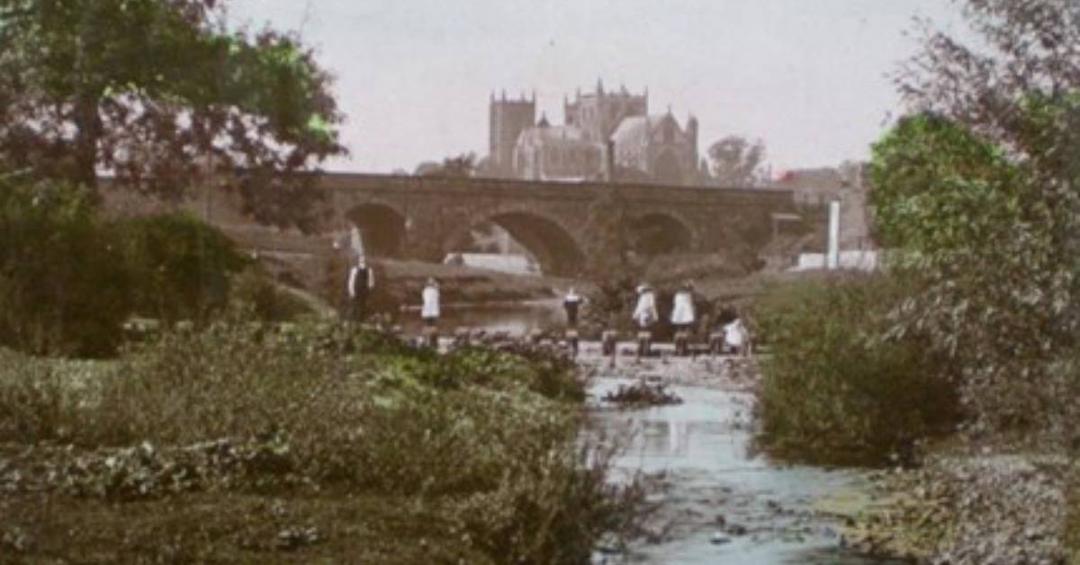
[397,300,564,336]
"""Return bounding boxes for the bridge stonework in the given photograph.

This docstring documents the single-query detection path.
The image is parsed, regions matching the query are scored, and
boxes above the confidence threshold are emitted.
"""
[318,174,795,276]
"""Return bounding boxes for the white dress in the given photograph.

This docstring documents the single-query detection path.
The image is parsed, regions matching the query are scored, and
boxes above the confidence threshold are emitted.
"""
[724,319,746,348]
[670,291,695,325]
[632,291,658,328]
[421,286,440,319]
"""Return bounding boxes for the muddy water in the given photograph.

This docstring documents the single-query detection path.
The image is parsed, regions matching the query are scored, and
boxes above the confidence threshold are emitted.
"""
[587,378,898,564]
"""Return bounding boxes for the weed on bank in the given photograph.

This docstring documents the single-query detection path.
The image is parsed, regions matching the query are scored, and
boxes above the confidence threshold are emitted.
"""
[0,322,641,563]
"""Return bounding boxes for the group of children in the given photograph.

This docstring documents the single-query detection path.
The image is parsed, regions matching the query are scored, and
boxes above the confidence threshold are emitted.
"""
[567,282,751,356]
[348,254,749,355]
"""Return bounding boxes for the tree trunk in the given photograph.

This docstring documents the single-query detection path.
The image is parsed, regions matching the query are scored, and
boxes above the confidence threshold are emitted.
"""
[72,93,100,190]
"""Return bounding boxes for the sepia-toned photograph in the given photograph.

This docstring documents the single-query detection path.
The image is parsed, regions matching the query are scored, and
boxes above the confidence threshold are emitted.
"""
[1,1,1078,563]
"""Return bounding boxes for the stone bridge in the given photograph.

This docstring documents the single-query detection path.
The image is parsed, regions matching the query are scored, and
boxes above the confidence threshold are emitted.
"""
[318,173,796,276]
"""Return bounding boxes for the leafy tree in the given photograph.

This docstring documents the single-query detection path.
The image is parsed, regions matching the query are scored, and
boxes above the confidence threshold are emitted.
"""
[706,135,767,186]
[875,0,1080,435]
[0,0,344,229]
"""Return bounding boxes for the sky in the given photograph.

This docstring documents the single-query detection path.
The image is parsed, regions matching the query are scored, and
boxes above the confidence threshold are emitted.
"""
[227,0,968,175]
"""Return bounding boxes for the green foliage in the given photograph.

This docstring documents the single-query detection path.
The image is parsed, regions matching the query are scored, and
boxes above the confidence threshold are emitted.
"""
[892,0,1080,439]
[869,114,1023,251]
[0,178,132,356]
[870,112,1078,433]
[0,0,344,227]
[228,266,316,323]
[118,213,248,326]
[755,275,959,466]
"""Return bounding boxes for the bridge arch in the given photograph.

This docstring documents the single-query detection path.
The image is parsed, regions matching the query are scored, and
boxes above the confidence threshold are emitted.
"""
[344,202,408,258]
[628,212,696,256]
[447,209,586,277]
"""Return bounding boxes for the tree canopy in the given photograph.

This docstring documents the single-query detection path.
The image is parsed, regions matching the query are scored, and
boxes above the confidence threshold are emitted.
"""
[873,0,1080,433]
[706,135,767,187]
[0,0,345,228]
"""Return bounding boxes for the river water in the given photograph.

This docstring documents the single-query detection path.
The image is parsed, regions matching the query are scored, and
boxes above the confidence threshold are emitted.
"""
[397,299,564,336]
[586,378,897,564]
[428,302,895,564]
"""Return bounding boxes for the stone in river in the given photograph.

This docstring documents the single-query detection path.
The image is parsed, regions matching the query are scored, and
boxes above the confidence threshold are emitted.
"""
[709,532,731,545]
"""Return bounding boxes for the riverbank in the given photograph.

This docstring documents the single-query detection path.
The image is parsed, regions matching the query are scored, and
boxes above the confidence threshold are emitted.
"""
[842,445,1069,564]
[0,324,639,563]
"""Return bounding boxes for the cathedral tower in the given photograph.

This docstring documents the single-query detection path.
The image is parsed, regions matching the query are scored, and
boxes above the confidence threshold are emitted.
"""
[489,91,536,177]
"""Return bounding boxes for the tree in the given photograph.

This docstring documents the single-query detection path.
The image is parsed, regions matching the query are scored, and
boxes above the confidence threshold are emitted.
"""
[417,152,478,178]
[706,135,767,187]
[874,0,1080,434]
[0,0,344,229]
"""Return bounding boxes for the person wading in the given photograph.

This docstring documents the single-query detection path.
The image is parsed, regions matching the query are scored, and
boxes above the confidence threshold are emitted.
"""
[347,256,375,323]
[723,313,750,357]
[632,283,658,358]
[671,282,696,356]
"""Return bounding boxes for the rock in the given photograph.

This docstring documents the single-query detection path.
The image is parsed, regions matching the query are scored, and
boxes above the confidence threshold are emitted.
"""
[709,532,731,545]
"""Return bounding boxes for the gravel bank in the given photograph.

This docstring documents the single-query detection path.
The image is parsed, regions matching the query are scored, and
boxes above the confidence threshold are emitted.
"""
[847,450,1068,564]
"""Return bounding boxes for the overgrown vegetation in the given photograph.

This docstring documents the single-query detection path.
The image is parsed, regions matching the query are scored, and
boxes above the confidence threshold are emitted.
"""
[0,178,132,357]
[754,275,960,466]
[0,177,309,356]
[0,323,641,562]
[118,213,249,326]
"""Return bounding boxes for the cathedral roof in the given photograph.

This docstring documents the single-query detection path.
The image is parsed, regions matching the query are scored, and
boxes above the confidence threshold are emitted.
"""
[610,114,683,146]
[516,125,598,149]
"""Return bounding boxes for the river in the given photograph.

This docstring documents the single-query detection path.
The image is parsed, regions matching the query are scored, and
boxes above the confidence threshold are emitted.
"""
[427,302,897,564]
[587,378,899,564]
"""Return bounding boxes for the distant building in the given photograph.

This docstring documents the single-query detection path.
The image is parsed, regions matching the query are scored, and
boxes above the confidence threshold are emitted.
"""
[773,162,874,250]
[488,81,699,185]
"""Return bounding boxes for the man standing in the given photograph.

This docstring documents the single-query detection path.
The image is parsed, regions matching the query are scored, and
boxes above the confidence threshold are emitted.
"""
[563,287,583,328]
[347,256,375,322]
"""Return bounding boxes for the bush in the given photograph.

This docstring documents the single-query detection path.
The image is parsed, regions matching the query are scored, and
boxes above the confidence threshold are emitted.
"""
[117,213,248,326]
[0,179,133,357]
[754,275,960,466]
[229,266,317,322]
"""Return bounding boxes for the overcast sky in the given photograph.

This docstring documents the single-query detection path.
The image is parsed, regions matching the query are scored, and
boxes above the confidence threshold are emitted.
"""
[227,0,967,175]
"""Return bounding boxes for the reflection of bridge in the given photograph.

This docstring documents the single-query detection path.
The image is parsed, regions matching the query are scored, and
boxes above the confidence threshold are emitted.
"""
[319,173,796,276]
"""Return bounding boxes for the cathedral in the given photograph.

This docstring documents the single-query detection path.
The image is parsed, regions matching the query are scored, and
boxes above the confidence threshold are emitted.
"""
[487,81,700,185]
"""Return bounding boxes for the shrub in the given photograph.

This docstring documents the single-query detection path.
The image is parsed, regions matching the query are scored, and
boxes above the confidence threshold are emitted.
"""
[117,213,248,326]
[228,266,317,322]
[754,275,960,466]
[0,178,133,357]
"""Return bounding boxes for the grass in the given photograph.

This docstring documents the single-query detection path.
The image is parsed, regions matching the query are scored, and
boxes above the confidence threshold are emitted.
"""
[0,321,641,563]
